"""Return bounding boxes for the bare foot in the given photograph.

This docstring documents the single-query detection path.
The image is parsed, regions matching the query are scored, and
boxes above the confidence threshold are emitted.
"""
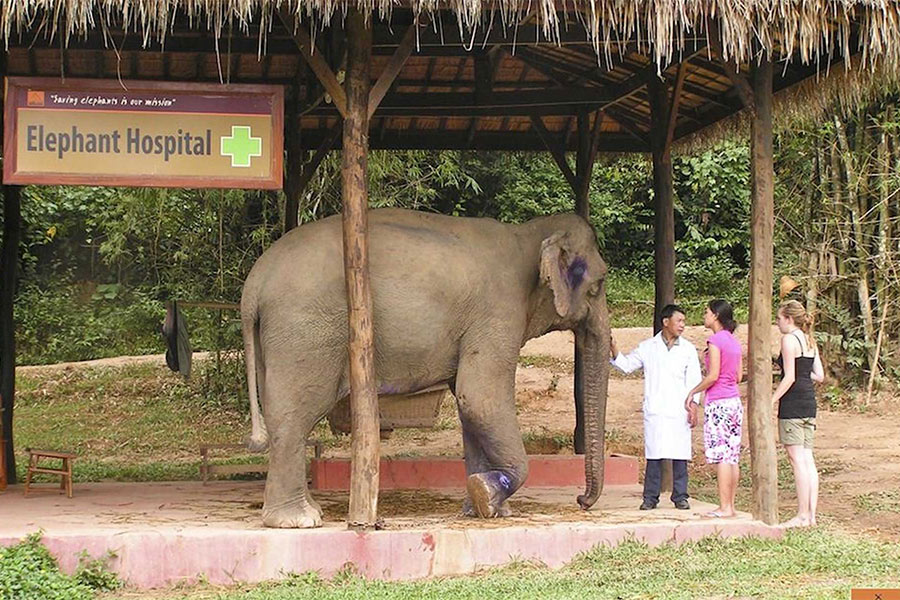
[778,516,810,529]
[702,509,736,518]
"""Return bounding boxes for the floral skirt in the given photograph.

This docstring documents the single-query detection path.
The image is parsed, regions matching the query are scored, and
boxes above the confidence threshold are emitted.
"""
[704,397,743,465]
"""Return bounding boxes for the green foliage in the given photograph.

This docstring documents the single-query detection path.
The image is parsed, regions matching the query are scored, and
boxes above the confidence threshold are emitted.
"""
[10,141,755,366]
[74,551,122,592]
[0,532,119,600]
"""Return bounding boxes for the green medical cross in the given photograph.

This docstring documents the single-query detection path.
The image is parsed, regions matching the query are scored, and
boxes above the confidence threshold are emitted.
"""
[220,126,262,167]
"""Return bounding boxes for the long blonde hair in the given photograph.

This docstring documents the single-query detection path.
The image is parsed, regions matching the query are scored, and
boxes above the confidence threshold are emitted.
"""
[779,300,815,349]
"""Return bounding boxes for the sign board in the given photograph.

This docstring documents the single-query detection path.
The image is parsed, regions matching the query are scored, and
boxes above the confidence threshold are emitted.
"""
[3,78,283,189]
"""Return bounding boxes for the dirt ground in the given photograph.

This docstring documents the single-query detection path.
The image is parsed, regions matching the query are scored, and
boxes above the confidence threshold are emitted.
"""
[372,326,900,539]
[16,326,900,539]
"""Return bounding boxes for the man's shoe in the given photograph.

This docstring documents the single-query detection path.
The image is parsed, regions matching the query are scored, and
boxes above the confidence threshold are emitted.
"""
[639,501,657,510]
[674,499,690,510]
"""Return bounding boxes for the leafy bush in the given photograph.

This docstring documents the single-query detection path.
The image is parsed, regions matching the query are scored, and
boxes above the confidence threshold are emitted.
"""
[0,532,119,600]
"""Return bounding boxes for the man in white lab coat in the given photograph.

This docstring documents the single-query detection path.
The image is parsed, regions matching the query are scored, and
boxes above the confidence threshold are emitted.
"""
[611,304,702,510]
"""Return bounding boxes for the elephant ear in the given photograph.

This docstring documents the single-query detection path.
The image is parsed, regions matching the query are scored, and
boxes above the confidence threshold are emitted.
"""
[540,232,575,317]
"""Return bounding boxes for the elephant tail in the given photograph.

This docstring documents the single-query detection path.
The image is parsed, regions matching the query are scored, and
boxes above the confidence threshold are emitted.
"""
[242,294,269,452]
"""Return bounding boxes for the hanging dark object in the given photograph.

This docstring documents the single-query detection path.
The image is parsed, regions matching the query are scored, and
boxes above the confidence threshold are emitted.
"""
[163,301,192,378]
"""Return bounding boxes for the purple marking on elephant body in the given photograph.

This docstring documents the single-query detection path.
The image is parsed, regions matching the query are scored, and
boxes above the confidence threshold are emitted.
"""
[379,384,402,395]
[567,257,587,289]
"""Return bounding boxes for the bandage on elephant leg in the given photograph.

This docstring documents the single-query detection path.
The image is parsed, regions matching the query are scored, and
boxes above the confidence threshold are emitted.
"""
[455,349,529,518]
[460,426,512,517]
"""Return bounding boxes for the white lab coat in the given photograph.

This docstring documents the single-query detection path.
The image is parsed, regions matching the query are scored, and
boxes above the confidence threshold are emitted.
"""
[611,333,702,460]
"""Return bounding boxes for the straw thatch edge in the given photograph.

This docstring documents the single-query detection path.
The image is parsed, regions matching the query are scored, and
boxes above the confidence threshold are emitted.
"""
[675,54,900,153]
[4,1,900,73]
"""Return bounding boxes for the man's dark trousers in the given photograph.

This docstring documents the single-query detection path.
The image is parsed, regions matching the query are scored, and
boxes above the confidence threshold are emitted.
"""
[643,459,689,506]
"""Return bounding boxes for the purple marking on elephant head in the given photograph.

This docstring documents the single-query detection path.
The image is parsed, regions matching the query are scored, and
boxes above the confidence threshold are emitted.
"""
[379,383,402,395]
[566,257,587,289]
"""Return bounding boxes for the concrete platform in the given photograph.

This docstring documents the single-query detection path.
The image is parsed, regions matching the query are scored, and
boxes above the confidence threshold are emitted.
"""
[0,481,781,588]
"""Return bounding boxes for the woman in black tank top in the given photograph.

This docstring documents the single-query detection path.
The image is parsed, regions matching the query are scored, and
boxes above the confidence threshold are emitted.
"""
[772,300,825,529]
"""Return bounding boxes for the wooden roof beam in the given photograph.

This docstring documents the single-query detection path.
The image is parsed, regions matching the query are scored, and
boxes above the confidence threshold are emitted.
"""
[278,8,348,118]
[707,20,754,108]
[300,128,645,152]
[467,46,504,145]
[368,23,418,118]
[530,115,578,190]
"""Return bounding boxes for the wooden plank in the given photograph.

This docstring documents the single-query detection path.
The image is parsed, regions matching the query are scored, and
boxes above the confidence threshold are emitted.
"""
[747,57,778,525]
[284,81,303,233]
[529,115,577,191]
[300,128,645,152]
[293,123,341,218]
[278,8,348,118]
[0,74,20,486]
[207,464,269,475]
[342,9,380,530]
[666,60,688,148]
[647,72,675,334]
[368,24,418,119]
[178,301,240,311]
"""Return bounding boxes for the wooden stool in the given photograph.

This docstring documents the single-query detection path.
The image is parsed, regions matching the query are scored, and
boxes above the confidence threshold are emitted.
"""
[24,448,76,498]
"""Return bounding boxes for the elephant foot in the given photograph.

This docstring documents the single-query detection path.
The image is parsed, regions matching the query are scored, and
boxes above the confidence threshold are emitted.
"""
[262,499,323,528]
[462,497,511,518]
[466,472,514,518]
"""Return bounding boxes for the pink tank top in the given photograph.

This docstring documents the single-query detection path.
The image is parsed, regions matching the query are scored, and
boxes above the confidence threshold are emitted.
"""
[705,330,741,402]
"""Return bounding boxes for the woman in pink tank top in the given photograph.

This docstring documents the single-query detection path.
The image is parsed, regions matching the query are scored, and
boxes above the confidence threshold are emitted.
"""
[684,299,743,518]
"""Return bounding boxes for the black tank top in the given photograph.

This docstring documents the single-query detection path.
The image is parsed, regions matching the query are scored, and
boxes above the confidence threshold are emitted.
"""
[775,331,817,419]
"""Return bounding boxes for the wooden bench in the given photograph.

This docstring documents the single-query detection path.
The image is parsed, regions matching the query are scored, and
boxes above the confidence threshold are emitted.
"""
[200,440,323,484]
[24,448,76,498]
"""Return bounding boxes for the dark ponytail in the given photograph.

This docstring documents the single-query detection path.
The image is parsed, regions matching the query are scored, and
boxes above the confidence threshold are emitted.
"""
[708,299,737,333]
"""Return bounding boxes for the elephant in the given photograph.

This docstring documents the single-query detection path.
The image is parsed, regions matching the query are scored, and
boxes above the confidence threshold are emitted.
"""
[241,208,611,528]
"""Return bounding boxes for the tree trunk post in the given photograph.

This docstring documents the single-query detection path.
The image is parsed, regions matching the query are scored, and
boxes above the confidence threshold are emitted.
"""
[0,49,20,486]
[342,9,380,530]
[748,57,778,525]
[0,185,21,487]
[647,73,676,335]
[283,83,303,233]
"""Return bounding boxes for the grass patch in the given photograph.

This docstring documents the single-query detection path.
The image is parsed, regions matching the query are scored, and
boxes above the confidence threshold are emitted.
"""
[105,529,900,600]
[518,354,574,373]
[13,362,251,483]
[855,490,900,514]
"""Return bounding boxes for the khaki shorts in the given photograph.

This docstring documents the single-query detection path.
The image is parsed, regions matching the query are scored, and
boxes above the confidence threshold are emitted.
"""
[779,417,816,449]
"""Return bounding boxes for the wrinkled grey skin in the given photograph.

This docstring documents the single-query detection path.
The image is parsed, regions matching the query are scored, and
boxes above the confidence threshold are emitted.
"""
[242,208,611,528]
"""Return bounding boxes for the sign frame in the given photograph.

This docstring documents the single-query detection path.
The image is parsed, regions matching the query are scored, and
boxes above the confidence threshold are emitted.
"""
[3,77,284,189]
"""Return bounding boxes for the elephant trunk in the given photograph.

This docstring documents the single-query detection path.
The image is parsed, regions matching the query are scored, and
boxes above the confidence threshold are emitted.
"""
[576,291,610,510]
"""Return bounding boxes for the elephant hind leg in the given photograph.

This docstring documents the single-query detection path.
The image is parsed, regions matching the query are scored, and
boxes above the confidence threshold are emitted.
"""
[261,363,337,529]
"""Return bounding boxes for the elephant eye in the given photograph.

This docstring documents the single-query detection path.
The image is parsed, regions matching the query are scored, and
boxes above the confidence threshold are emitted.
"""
[589,282,601,296]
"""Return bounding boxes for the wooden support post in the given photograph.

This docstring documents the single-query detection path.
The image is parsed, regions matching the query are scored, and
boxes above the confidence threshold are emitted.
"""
[647,73,676,334]
[283,84,303,233]
[0,49,19,485]
[0,186,21,487]
[342,9,380,530]
[748,56,778,525]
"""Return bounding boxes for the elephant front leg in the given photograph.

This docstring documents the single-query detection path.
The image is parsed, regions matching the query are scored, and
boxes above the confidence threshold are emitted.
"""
[455,351,529,518]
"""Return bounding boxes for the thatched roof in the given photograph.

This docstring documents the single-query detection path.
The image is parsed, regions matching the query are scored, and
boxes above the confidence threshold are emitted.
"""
[5,1,900,70]
[3,1,900,152]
